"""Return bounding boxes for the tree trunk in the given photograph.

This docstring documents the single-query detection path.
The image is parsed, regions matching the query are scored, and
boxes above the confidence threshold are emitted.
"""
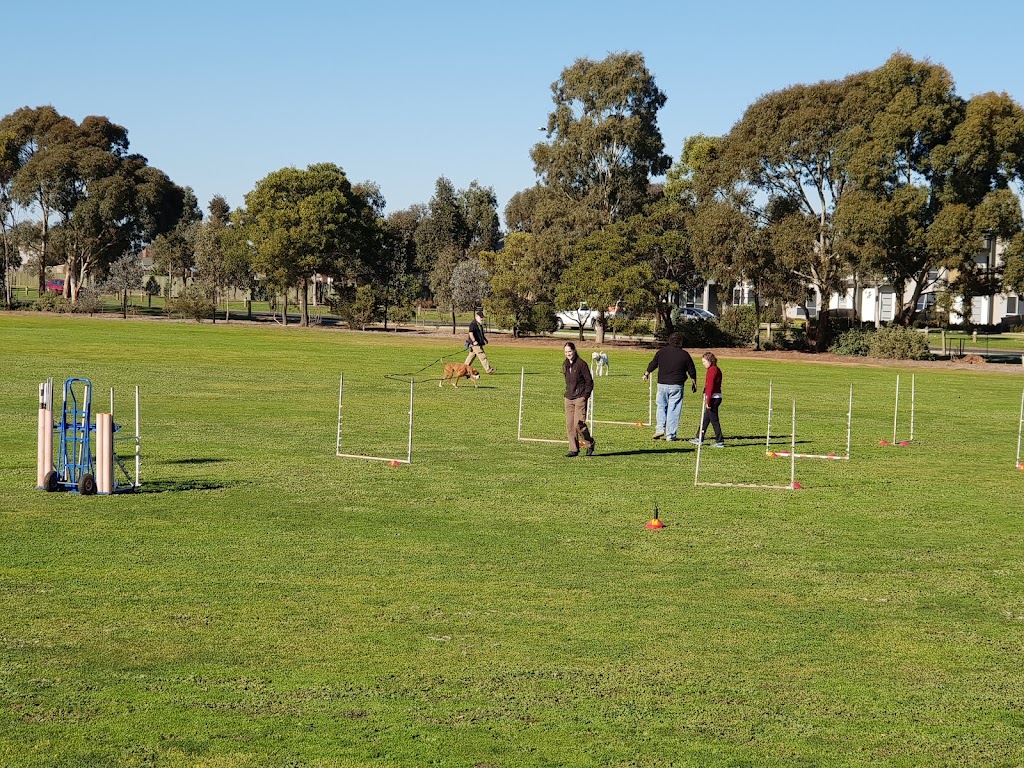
[595,315,606,345]
[450,305,456,334]
[282,292,289,327]
[814,306,831,351]
[300,278,309,327]
[753,295,762,351]
[122,289,128,319]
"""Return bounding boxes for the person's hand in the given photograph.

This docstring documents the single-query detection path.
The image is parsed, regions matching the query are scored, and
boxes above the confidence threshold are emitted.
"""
[691,382,697,393]
[642,371,649,381]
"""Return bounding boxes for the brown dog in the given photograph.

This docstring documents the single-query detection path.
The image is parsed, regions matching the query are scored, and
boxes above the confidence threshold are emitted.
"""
[440,362,480,387]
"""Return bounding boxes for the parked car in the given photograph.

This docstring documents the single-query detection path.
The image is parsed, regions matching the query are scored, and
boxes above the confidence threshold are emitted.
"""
[676,306,717,321]
[45,278,65,295]
[555,303,599,330]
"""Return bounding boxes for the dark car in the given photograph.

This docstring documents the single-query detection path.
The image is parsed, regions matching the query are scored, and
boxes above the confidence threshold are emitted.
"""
[676,306,717,321]
[45,278,65,294]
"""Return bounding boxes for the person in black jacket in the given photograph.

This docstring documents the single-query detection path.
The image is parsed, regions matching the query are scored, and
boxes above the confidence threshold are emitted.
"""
[562,342,596,457]
[464,310,495,374]
[642,332,697,442]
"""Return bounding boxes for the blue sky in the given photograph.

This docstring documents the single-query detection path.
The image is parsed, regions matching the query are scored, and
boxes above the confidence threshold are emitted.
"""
[5,1,1023,222]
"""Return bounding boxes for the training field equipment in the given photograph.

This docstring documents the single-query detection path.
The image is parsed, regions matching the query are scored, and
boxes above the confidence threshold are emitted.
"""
[697,399,799,490]
[37,377,141,495]
[1016,389,1024,470]
[645,505,665,529]
[591,374,653,427]
[884,374,915,446]
[517,367,594,444]
[766,380,852,460]
[336,373,413,464]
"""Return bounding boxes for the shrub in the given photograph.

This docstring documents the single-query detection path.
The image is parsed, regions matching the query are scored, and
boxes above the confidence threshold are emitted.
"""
[333,285,379,330]
[717,304,758,347]
[34,293,73,313]
[529,302,557,334]
[166,285,216,322]
[829,328,873,357]
[72,289,103,315]
[867,325,930,360]
[672,318,735,348]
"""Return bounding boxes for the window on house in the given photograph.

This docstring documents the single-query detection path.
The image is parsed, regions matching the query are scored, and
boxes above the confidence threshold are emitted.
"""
[1008,296,1018,315]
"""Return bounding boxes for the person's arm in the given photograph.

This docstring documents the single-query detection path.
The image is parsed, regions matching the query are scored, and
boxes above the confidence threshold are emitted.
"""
[686,355,698,392]
[582,360,594,399]
[643,352,658,379]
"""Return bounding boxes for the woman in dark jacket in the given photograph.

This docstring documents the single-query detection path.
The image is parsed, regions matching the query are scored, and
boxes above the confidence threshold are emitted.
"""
[562,342,596,457]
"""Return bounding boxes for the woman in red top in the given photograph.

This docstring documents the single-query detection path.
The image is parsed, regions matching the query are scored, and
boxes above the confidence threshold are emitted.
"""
[691,352,725,447]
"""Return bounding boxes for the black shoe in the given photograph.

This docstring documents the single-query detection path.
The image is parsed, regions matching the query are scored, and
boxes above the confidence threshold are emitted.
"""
[585,440,596,457]
[565,451,579,458]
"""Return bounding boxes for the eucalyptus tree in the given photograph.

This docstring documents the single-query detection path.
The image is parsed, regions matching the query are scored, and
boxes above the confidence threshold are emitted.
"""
[531,51,671,227]
[241,163,380,327]
[0,106,72,293]
[148,187,202,295]
[479,232,548,336]
[836,55,1024,324]
[0,129,19,307]
[712,77,861,349]
[1,108,185,301]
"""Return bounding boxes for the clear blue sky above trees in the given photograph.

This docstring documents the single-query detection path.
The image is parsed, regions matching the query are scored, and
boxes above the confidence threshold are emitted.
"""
[6,0,1022,219]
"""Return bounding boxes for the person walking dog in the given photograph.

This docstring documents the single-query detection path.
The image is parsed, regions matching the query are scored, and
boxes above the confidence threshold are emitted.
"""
[464,309,495,374]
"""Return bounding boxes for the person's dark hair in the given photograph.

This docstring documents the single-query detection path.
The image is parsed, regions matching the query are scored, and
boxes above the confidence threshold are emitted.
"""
[564,341,577,352]
[667,332,683,347]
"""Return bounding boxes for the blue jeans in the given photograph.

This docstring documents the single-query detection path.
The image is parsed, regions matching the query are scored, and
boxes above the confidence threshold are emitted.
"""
[656,384,684,438]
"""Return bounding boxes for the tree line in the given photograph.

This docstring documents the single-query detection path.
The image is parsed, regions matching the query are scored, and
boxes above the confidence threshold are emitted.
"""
[4,52,1024,348]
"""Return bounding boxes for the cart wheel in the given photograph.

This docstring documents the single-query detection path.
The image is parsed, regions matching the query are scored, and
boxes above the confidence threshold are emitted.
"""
[78,473,96,496]
[43,470,59,492]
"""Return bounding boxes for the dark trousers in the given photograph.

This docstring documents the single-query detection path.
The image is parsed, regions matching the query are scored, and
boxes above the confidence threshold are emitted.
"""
[699,397,723,442]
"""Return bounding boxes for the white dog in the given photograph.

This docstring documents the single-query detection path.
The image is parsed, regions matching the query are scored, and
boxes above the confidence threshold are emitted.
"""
[591,351,610,376]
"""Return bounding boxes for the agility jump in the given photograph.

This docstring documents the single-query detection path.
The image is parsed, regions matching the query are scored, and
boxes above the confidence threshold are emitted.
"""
[590,374,653,427]
[766,380,852,460]
[517,367,594,444]
[697,398,799,490]
[336,373,414,464]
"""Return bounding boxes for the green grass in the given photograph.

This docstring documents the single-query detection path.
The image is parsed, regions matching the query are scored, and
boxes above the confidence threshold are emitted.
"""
[1,315,1023,767]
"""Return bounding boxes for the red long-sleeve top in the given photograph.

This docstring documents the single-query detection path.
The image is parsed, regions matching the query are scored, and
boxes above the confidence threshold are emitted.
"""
[703,364,722,401]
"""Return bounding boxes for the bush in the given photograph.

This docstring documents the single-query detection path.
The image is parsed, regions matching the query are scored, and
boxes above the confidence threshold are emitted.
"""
[33,293,74,313]
[332,285,379,330]
[868,325,930,360]
[529,302,558,334]
[829,328,873,357]
[672,318,735,348]
[166,285,216,322]
[717,304,758,347]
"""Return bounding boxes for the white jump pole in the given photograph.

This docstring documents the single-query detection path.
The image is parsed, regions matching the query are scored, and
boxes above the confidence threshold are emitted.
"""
[766,379,774,452]
[790,401,797,488]
[1015,387,1024,466]
[846,384,853,458]
[406,379,414,464]
[134,386,141,487]
[910,374,916,442]
[649,374,653,427]
[692,398,706,487]
[893,374,900,446]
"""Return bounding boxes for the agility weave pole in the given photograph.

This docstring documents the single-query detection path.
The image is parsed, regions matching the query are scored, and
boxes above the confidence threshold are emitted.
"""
[336,373,414,464]
[518,367,595,444]
[591,374,653,427]
[698,398,798,490]
[766,380,852,460]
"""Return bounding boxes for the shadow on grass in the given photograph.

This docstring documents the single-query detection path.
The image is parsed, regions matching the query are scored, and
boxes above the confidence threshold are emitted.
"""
[135,479,243,494]
[162,458,226,465]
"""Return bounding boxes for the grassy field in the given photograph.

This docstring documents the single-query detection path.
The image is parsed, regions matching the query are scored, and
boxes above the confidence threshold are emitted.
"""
[1,314,1023,767]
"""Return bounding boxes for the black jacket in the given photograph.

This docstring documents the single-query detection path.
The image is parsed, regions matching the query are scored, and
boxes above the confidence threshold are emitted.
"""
[563,354,594,400]
[646,345,697,386]
[468,319,487,347]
